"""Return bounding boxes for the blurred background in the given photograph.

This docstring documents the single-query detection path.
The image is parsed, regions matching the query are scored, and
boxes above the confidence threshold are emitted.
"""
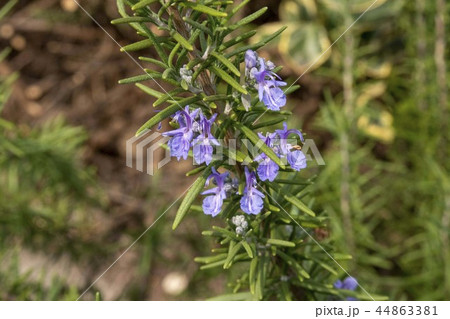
[0,0,448,300]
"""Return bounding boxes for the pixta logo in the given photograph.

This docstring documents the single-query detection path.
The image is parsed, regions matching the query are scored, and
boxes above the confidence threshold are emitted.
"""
[126,129,171,176]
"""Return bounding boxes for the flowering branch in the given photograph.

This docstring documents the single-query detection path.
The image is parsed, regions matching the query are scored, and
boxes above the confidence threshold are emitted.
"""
[114,0,375,301]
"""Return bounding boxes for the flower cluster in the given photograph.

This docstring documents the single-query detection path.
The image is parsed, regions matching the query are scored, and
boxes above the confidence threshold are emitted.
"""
[255,122,307,182]
[231,215,248,235]
[240,167,265,215]
[162,106,219,164]
[201,168,229,217]
[179,65,193,85]
[245,50,287,111]
[199,121,307,218]
[160,51,307,219]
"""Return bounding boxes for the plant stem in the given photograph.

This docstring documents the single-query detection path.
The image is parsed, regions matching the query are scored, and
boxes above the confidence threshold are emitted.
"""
[167,4,242,176]
[434,0,447,159]
[435,0,449,296]
[415,0,426,110]
[340,6,355,262]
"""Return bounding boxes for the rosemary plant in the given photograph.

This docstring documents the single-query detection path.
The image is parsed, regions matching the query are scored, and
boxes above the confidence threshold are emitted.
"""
[113,0,383,301]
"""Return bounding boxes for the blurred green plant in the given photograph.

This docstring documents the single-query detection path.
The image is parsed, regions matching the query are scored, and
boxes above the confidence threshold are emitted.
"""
[255,0,401,143]
[113,0,389,301]
[0,0,107,300]
[259,0,449,300]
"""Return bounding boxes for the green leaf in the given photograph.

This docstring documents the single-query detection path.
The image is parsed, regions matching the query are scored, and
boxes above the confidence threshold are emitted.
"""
[220,30,257,50]
[111,17,154,24]
[118,73,159,84]
[168,43,181,67]
[296,282,338,295]
[230,7,267,29]
[277,251,310,280]
[221,198,241,219]
[242,241,254,258]
[224,241,242,269]
[153,88,184,107]
[229,0,250,19]
[131,0,159,10]
[255,255,266,300]
[172,162,217,229]
[305,254,337,275]
[172,31,193,51]
[136,104,178,136]
[233,122,285,169]
[0,0,17,20]
[212,225,239,240]
[200,259,226,270]
[120,39,153,52]
[182,2,227,17]
[116,0,146,34]
[186,165,206,177]
[136,95,202,135]
[249,257,258,294]
[284,84,301,95]
[226,146,251,164]
[207,292,252,301]
[266,181,316,217]
[268,204,280,212]
[210,66,247,94]
[274,178,312,186]
[183,17,213,36]
[140,24,168,63]
[283,193,315,217]
[266,238,296,247]
[139,56,168,69]
[194,253,227,264]
[211,52,240,77]
[225,26,287,58]
[202,95,232,102]
[135,83,164,99]
[250,116,287,130]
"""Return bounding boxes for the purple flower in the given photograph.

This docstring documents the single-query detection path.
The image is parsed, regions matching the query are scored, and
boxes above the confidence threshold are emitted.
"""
[244,51,287,111]
[334,276,358,301]
[254,58,287,111]
[201,168,229,217]
[255,132,279,181]
[256,155,279,182]
[261,85,286,111]
[240,167,265,215]
[162,106,199,160]
[288,150,307,171]
[245,50,257,69]
[275,122,307,171]
[275,122,305,155]
[192,113,220,165]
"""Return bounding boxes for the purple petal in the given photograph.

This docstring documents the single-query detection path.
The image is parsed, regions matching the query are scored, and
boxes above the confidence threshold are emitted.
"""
[202,194,223,217]
[287,150,307,171]
[343,277,358,291]
[240,192,264,215]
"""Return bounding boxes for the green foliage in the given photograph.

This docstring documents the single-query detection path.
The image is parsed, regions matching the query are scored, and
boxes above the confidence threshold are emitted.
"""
[114,0,361,300]
[266,0,449,300]
[0,1,105,299]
